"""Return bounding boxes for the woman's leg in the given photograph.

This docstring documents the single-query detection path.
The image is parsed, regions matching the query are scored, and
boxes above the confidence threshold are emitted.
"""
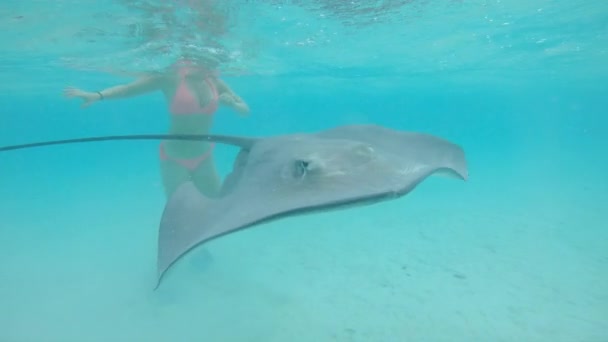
[159,145,219,271]
[159,154,193,199]
[191,155,222,198]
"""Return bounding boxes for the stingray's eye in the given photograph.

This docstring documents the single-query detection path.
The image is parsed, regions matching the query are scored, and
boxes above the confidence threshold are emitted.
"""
[293,160,310,178]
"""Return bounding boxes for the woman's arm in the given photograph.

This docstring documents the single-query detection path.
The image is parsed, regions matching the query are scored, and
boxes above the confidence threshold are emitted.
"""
[98,75,164,99]
[64,74,164,108]
[214,78,250,115]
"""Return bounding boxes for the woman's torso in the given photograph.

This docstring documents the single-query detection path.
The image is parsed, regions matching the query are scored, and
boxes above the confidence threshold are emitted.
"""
[160,71,220,157]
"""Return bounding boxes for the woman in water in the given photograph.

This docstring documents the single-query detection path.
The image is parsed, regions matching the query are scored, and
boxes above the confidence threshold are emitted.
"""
[64,59,250,198]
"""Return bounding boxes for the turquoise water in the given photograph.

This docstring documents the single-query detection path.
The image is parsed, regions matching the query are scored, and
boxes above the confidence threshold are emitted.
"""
[1,1,608,341]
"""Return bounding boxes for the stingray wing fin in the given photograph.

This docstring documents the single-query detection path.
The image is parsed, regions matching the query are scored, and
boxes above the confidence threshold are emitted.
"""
[157,181,219,288]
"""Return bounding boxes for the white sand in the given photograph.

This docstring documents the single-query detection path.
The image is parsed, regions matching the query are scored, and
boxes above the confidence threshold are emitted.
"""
[1,158,607,342]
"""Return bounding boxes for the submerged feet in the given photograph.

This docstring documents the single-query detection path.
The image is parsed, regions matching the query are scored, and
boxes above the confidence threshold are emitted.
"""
[188,248,214,272]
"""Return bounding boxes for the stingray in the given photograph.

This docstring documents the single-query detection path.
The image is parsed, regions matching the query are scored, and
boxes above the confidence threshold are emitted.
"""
[0,124,468,288]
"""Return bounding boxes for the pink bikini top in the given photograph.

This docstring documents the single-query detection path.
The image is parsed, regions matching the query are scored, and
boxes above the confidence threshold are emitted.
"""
[169,66,219,116]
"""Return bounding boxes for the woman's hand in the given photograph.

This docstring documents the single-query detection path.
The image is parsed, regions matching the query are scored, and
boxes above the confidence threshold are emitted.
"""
[63,87,102,108]
[219,92,249,116]
[219,92,236,105]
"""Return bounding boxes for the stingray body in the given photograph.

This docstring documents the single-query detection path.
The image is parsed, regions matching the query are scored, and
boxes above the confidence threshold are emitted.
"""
[0,124,468,288]
[156,124,468,288]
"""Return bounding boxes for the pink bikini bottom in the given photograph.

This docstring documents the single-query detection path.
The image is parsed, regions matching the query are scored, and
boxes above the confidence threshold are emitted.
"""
[159,142,216,171]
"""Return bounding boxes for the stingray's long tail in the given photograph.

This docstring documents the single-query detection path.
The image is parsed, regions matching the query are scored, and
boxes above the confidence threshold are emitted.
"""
[0,134,255,152]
